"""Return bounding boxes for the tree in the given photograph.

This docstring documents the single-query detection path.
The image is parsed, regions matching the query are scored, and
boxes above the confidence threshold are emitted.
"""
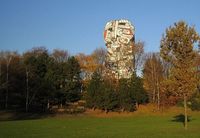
[86,72,119,112]
[100,79,118,113]
[130,73,148,109]
[195,52,200,93]
[86,71,102,109]
[76,48,106,98]
[51,49,69,63]
[160,21,200,129]
[25,66,29,112]
[64,56,82,102]
[1,51,13,109]
[51,49,70,107]
[118,78,135,111]
[23,50,36,111]
[91,47,106,73]
[0,51,22,109]
[0,51,25,110]
[190,90,200,111]
[189,51,200,111]
[76,53,97,82]
[23,47,54,111]
[133,41,145,74]
[143,53,164,110]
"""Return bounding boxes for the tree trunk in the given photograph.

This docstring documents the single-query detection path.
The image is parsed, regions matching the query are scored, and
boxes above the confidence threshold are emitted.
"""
[5,57,11,109]
[25,68,29,112]
[0,62,1,88]
[105,108,108,114]
[157,91,160,110]
[5,64,9,109]
[153,89,156,103]
[150,58,156,103]
[135,102,139,110]
[47,99,50,109]
[156,77,160,111]
[184,94,188,130]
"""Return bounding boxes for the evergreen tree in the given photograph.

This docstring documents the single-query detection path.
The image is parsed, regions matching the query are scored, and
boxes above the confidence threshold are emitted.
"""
[130,73,148,109]
[101,80,119,113]
[118,78,135,111]
[64,56,82,102]
[86,71,102,109]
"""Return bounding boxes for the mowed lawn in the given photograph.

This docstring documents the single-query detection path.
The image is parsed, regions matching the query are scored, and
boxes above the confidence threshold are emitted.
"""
[1,112,200,138]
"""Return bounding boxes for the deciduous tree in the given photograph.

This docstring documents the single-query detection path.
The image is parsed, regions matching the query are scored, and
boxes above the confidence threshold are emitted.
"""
[133,41,145,74]
[143,53,164,110]
[160,21,200,129]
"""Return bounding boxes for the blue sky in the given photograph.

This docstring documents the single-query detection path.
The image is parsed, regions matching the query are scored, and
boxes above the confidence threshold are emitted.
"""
[0,0,199,55]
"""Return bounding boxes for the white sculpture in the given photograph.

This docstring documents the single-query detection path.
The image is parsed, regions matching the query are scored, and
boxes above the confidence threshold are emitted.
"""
[104,19,135,79]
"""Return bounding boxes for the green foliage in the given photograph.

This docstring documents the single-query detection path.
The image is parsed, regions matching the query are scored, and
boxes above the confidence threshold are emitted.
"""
[0,47,82,111]
[190,91,200,111]
[64,56,82,102]
[86,71,102,108]
[130,73,148,105]
[86,72,148,112]
[100,80,119,112]
[86,72,118,111]
[23,47,54,110]
[118,78,135,111]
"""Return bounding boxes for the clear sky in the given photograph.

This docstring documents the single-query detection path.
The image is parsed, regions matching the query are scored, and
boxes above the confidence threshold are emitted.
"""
[0,0,199,55]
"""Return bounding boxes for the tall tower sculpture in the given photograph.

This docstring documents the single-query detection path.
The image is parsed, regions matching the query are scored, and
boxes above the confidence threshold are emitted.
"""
[103,19,135,79]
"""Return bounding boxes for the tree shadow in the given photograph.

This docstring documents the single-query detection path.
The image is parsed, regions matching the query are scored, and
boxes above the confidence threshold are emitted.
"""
[0,111,56,121]
[0,109,85,121]
[171,114,192,126]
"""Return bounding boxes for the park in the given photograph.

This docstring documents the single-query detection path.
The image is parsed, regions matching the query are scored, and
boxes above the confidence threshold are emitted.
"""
[0,0,200,138]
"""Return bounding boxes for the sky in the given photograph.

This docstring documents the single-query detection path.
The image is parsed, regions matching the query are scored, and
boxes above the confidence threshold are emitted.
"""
[0,0,200,55]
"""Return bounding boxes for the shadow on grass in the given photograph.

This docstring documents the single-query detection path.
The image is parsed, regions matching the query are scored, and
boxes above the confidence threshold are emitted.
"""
[0,111,56,121]
[171,114,192,126]
[0,109,85,121]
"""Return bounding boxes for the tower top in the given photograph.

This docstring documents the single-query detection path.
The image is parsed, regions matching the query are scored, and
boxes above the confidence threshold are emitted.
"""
[104,19,135,45]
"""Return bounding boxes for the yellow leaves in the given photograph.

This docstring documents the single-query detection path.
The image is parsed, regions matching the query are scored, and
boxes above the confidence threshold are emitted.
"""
[160,21,200,98]
[77,54,98,72]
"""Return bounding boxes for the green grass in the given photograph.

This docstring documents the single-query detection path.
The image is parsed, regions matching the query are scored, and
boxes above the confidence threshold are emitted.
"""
[1,114,200,138]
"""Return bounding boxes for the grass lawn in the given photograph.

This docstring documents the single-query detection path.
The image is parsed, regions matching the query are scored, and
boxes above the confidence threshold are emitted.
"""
[0,108,200,138]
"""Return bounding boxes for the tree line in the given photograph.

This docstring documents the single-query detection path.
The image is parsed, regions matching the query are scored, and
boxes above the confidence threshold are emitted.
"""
[0,47,81,112]
[0,42,147,113]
